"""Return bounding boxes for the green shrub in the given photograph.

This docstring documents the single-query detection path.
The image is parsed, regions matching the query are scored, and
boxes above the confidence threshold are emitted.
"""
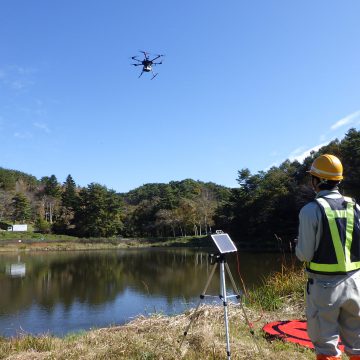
[34,217,51,234]
[248,264,305,311]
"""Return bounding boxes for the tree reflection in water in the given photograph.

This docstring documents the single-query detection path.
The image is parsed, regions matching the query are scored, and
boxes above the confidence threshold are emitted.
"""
[0,249,291,336]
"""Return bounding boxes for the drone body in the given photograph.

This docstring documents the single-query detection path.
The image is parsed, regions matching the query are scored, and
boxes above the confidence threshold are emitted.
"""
[131,51,164,79]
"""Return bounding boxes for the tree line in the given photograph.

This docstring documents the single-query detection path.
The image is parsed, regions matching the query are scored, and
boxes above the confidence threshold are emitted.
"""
[1,128,359,247]
[0,170,231,238]
[215,128,360,249]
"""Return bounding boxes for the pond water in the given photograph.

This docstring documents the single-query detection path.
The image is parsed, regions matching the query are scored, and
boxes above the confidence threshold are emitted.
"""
[0,248,296,337]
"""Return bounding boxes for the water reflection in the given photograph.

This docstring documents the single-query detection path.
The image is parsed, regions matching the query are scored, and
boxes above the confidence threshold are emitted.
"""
[5,255,26,277]
[0,249,296,336]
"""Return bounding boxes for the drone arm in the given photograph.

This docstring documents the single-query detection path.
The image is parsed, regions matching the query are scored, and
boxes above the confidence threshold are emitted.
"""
[132,63,143,66]
[149,55,162,62]
[131,57,142,63]
[152,62,162,66]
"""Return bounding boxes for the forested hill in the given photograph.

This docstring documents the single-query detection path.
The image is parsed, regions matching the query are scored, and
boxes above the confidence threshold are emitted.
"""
[1,128,360,249]
[119,180,232,237]
[0,168,39,191]
[0,170,232,238]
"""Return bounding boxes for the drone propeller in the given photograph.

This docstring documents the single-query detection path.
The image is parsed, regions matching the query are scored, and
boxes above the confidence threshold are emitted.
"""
[131,56,142,63]
[139,50,150,59]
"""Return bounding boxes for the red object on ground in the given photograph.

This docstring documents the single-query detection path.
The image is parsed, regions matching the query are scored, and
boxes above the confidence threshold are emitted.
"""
[262,320,344,351]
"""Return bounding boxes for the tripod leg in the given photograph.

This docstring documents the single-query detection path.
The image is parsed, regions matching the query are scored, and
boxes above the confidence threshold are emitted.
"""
[225,263,242,297]
[225,263,264,356]
[179,262,218,349]
[225,263,253,330]
[220,261,231,360]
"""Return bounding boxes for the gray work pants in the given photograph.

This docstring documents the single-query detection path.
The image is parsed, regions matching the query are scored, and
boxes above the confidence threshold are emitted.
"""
[306,271,360,356]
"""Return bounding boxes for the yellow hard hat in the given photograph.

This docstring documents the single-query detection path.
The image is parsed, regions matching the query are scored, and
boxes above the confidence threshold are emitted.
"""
[308,154,343,181]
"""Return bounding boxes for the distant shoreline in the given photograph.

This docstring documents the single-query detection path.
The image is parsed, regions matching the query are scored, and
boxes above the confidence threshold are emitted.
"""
[0,234,209,252]
[0,233,290,253]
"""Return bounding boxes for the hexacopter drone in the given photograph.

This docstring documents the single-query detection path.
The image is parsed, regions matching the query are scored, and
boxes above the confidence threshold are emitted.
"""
[131,51,164,80]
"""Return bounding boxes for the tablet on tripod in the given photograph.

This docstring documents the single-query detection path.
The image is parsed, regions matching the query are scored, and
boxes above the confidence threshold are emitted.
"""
[210,232,237,254]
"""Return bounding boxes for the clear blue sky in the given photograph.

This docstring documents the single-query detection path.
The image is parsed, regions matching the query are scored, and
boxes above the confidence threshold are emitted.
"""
[1,0,360,192]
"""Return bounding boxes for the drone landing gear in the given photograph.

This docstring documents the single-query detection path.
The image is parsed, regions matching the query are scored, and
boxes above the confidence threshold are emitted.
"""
[151,72,158,80]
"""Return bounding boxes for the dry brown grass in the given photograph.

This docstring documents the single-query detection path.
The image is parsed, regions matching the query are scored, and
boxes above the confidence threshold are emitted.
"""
[0,302,320,360]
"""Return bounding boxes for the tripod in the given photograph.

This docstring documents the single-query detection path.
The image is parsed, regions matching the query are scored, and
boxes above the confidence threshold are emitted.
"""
[180,253,259,360]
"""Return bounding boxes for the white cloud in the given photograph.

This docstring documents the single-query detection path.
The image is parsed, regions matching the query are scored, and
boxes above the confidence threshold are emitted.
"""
[288,142,328,163]
[9,65,36,75]
[33,122,51,133]
[14,132,32,139]
[269,150,279,157]
[0,65,36,91]
[282,110,360,168]
[288,146,306,159]
[330,110,360,130]
[265,162,280,171]
[11,80,27,90]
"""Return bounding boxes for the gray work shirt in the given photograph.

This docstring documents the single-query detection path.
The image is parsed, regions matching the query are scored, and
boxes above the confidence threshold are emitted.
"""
[296,189,360,280]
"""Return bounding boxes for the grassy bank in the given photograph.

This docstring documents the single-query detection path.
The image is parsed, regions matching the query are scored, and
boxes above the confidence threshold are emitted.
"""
[0,232,208,252]
[0,304,312,360]
[0,265,327,360]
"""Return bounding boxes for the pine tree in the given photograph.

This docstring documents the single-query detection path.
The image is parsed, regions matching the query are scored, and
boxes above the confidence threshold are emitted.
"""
[11,193,31,223]
[62,174,78,210]
[73,183,123,237]
[42,175,61,198]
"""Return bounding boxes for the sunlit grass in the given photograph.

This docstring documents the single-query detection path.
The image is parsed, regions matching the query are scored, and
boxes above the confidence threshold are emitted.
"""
[0,305,314,360]
[247,263,305,311]
[0,334,54,359]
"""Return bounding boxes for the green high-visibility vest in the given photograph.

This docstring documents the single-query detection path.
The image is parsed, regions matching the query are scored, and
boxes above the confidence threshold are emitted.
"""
[307,196,360,274]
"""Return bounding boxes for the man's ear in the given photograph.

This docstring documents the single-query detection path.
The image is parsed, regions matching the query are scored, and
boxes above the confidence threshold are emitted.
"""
[311,176,319,191]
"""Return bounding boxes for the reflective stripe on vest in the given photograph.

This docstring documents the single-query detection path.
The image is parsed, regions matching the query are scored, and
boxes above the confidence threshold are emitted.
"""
[307,196,360,274]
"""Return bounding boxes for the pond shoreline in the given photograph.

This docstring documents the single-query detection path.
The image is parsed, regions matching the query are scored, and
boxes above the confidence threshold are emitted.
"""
[0,235,209,252]
[0,247,307,359]
[0,302,311,359]
[0,235,287,253]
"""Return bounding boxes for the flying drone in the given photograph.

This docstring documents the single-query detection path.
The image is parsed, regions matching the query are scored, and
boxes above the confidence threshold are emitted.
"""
[131,51,164,79]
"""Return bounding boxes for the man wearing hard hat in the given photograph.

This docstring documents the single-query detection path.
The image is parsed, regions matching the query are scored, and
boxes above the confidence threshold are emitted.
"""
[296,154,360,360]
